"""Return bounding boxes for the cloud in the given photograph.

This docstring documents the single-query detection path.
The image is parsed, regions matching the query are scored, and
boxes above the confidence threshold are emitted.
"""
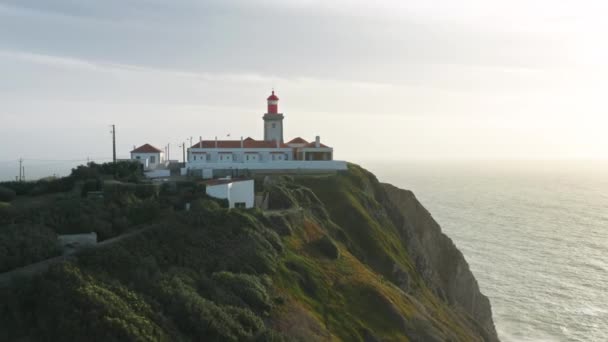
[0,48,284,82]
[0,0,606,175]
[0,0,569,86]
[0,49,101,71]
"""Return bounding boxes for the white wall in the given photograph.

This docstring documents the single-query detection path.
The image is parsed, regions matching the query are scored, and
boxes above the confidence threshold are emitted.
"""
[189,147,293,163]
[191,152,208,162]
[244,153,259,162]
[202,169,213,179]
[264,115,284,142]
[131,152,164,169]
[189,160,347,172]
[206,183,230,202]
[206,180,255,208]
[144,169,171,178]
[229,180,255,208]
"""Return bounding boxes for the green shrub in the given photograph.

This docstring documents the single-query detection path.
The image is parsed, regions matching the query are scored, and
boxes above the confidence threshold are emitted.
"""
[134,183,158,198]
[0,202,16,225]
[0,224,61,272]
[314,235,340,259]
[265,214,293,236]
[0,186,16,202]
[212,271,272,312]
[156,276,264,341]
[0,178,73,197]
[127,198,161,225]
[71,161,142,181]
[81,178,102,197]
[255,329,287,342]
[190,198,222,212]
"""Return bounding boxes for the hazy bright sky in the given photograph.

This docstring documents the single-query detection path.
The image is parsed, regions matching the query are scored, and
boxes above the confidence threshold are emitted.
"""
[1,0,607,179]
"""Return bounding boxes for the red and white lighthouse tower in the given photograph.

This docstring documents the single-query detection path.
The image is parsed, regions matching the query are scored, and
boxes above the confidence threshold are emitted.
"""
[267,90,279,113]
[263,90,284,143]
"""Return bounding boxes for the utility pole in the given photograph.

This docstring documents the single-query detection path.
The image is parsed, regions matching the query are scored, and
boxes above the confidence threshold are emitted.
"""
[111,124,116,163]
[18,158,22,182]
[179,142,186,163]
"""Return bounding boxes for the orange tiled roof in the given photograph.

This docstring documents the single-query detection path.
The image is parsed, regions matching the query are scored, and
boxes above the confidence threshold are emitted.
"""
[304,141,330,148]
[131,144,162,153]
[191,139,289,149]
[287,137,308,144]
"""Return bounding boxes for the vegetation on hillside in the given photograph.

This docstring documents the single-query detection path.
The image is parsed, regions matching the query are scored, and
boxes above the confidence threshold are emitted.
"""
[0,162,221,271]
[0,163,495,341]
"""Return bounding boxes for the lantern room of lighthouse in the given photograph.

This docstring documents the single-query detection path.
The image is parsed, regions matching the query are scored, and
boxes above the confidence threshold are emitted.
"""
[263,90,284,143]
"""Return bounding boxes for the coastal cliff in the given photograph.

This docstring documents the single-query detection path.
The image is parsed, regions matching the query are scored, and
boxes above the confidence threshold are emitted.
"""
[0,163,498,341]
[381,184,498,341]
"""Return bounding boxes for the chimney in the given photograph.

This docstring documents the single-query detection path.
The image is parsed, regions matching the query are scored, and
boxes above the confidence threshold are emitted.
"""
[215,136,218,148]
[199,136,202,148]
[315,136,320,148]
[241,136,244,148]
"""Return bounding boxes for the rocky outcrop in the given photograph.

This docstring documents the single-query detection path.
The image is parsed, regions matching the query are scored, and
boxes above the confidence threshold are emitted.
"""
[283,164,500,341]
[381,183,499,341]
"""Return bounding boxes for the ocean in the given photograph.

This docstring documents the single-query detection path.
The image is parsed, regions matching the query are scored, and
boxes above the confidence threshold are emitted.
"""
[366,161,608,342]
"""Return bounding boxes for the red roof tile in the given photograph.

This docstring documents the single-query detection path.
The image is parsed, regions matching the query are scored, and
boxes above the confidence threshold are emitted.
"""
[191,139,289,149]
[287,137,308,144]
[131,144,163,153]
[304,141,330,148]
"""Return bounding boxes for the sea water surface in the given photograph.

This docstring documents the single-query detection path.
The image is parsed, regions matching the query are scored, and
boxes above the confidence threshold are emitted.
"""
[366,161,608,342]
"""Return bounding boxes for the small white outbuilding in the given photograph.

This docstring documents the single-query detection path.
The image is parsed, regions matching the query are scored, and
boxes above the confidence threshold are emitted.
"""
[130,144,164,170]
[205,178,254,209]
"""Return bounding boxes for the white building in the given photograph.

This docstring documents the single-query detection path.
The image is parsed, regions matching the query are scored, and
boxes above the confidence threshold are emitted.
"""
[187,90,346,177]
[205,178,254,209]
[131,144,165,170]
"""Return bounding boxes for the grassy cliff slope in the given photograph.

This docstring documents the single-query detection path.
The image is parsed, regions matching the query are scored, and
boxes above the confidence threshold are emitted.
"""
[0,163,497,341]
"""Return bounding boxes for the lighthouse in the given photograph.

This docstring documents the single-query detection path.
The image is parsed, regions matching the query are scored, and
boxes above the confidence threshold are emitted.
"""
[263,90,284,143]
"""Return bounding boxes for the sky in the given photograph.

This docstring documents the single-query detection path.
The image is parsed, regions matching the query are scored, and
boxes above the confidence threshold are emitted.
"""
[1,0,607,180]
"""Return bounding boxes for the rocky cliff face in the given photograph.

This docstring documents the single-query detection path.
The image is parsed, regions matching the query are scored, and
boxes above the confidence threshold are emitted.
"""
[273,163,500,341]
[381,183,498,341]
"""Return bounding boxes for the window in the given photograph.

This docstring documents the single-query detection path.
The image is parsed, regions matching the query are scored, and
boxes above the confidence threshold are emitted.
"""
[149,156,156,163]
[234,202,246,209]
[194,156,197,160]
[136,156,140,160]
[272,123,276,128]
